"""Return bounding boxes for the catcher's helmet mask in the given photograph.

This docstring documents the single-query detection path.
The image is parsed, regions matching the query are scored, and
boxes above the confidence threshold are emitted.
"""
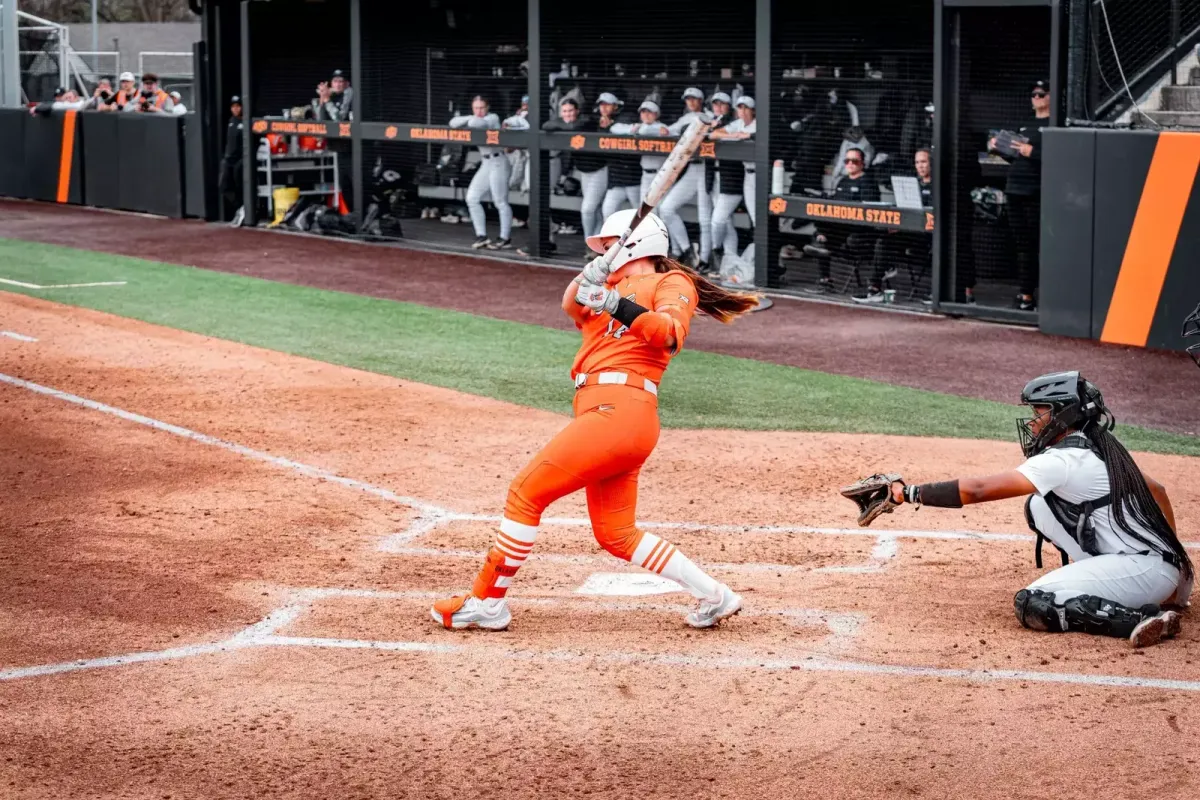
[1017,371,1113,458]
[1184,302,1200,369]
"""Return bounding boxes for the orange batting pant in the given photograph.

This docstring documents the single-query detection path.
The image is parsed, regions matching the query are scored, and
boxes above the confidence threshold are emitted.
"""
[505,384,660,559]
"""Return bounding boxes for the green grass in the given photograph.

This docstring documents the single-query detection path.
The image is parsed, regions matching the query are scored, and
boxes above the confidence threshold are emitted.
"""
[1,237,1196,457]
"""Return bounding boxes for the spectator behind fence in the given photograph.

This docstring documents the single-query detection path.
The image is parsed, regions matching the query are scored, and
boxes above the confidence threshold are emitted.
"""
[219,95,245,225]
[450,95,513,250]
[30,87,86,115]
[314,69,354,121]
[804,147,880,293]
[129,73,173,113]
[112,71,137,110]
[169,91,188,115]
[87,78,114,111]
[989,79,1050,312]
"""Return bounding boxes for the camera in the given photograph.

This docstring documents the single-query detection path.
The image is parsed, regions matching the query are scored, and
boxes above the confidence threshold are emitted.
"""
[97,89,112,103]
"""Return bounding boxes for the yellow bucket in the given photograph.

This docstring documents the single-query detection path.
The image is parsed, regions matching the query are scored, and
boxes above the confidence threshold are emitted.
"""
[270,187,301,227]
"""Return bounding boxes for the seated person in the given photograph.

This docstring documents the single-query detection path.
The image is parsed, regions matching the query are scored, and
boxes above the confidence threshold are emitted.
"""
[852,148,934,304]
[803,148,880,293]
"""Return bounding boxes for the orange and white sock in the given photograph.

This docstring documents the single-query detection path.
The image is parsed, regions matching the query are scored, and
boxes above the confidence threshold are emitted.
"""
[632,533,722,603]
[472,517,538,600]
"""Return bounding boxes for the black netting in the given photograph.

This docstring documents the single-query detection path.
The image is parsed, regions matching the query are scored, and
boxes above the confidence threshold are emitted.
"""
[945,5,1050,311]
[1074,0,1200,123]
[768,2,934,303]
[359,0,528,249]
[536,0,756,267]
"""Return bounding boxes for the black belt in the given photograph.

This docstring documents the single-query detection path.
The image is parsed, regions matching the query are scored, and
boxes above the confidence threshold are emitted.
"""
[745,167,756,174]
[643,168,658,173]
[482,151,504,159]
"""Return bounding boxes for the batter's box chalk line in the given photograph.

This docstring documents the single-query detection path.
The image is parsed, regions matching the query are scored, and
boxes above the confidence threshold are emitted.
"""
[5,586,1200,693]
[4,370,1200,693]
[0,278,127,290]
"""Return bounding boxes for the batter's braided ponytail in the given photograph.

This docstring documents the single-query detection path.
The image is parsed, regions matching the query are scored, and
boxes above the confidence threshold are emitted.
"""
[652,256,759,323]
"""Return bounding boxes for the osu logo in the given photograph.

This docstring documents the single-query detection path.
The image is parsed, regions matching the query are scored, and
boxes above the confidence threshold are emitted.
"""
[251,120,268,134]
[339,123,352,138]
[485,130,500,145]
[925,212,935,231]
[385,125,398,139]
[768,197,788,215]
[699,142,716,159]
[570,135,586,149]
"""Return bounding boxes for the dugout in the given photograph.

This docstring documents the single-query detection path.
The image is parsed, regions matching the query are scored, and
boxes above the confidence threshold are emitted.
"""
[194,0,1200,341]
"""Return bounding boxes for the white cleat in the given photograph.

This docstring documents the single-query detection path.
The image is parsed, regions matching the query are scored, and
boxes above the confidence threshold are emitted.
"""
[686,585,743,629]
[431,594,512,631]
[1129,610,1181,648]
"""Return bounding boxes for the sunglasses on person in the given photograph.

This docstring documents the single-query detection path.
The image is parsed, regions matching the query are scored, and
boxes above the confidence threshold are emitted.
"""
[1031,90,1048,98]
[844,157,863,165]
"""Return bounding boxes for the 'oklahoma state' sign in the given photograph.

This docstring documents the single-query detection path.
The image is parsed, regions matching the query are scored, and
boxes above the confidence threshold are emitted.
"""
[767,194,934,233]
[806,202,904,226]
[408,127,472,142]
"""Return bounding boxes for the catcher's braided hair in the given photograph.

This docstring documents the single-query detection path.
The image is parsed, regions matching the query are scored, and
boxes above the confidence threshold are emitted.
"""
[1085,422,1194,582]
[652,256,759,323]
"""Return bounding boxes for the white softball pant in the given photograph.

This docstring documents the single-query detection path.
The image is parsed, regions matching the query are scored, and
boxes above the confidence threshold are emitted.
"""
[659,162,712,260]
[579,167,608,239]
[1025,495,1189,607]
[711,171,756,257]
[465,153,513,240]
[602,184,641,219]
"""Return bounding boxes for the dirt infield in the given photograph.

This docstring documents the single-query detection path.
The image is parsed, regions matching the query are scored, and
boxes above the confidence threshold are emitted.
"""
[1,199,1195,435]
[2,292,1198,799]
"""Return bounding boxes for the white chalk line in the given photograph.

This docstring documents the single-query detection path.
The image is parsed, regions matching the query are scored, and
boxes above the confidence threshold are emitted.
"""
[1,330,37,342]
[0,278,127,289]
[5,586,1200,693]
[4,371,1200,694]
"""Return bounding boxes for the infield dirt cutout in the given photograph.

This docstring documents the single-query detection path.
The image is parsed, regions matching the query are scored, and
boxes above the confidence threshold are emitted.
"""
[1,291,1198,800]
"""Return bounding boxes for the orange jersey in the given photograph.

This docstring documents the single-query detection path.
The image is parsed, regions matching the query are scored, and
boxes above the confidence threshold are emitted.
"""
[571,270,698,384]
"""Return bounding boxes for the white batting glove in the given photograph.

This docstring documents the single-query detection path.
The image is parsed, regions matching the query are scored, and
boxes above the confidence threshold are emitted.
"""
[579,255,612,286]
[575,281,620,315]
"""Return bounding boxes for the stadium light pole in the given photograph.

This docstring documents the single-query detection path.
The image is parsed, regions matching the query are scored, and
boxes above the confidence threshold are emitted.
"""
[91,0,98,58]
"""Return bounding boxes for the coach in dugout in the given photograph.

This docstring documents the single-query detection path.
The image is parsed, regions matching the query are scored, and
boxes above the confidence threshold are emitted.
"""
[219,95,245,224]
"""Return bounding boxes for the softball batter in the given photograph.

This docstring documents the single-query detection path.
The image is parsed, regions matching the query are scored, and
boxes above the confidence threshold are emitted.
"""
[433,209,758,631]
[848,371,1192,648]
[450,96,514,249]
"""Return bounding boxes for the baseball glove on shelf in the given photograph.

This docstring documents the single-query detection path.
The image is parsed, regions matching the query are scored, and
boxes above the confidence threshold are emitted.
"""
[840,473,904,527]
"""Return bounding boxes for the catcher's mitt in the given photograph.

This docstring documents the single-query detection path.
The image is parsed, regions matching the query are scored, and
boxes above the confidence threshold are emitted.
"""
[840,473,904,527]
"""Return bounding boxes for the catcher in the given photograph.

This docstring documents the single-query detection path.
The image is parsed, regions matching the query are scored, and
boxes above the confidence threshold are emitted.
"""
[842,371,1193,648]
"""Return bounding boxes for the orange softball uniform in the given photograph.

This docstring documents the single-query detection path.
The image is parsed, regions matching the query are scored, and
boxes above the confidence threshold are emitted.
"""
[502,269,698,562]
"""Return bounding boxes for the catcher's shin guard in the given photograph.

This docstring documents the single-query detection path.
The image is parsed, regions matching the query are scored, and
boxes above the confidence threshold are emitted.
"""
[1014,589,1159,638]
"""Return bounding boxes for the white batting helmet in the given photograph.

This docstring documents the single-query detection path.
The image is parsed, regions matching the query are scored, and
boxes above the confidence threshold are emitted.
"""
[586,209,670,272]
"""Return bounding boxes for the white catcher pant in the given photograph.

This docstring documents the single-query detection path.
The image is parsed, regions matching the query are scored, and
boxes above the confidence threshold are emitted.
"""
[602,184,641,219]
[1025,494,1189,607]
[579,167,608,239]
[659,162,713,260]
[465,154,513,240]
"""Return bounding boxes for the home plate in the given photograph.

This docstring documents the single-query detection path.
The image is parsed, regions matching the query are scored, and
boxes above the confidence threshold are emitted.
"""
[575,573,683,596]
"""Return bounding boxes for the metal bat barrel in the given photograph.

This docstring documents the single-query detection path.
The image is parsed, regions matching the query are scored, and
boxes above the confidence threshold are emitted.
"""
[601,114,715,267]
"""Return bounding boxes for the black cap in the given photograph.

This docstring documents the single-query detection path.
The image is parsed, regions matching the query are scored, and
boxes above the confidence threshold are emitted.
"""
[54,87,65,97]
[331,69,345,79]
[1031,80,1050,93]
[230,95,241,104]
